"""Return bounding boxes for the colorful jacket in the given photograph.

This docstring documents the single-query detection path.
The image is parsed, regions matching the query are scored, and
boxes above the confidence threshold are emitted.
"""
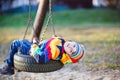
[30,37,82,64]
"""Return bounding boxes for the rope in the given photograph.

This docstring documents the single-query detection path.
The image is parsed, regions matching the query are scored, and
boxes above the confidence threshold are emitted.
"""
[40,0,56,42]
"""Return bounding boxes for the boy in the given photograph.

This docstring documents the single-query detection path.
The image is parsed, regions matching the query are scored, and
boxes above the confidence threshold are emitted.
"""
[0,36,85,75]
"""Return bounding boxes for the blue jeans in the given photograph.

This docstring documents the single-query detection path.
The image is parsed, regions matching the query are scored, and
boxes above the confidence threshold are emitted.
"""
[4,39,31,67]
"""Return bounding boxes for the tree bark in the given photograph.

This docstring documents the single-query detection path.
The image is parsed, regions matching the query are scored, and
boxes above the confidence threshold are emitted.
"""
[31,0,49,42]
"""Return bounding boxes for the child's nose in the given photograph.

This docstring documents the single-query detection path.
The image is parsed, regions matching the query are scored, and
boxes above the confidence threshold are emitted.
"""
[73,48,76,52]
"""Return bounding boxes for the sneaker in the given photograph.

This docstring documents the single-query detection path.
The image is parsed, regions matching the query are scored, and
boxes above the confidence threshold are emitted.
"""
[0,64,14,75]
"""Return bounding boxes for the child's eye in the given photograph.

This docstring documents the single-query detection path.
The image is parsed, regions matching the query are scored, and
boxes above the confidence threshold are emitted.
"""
[70,50,72,53]
[67,44,69,47]
[73,45,76,47]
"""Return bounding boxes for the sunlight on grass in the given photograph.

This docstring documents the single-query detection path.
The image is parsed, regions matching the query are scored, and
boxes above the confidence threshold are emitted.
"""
[0,27,31,42]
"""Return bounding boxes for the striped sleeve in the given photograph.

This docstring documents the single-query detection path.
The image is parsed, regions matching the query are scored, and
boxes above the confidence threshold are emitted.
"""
[60,53,72,64]
[49,37,63,60]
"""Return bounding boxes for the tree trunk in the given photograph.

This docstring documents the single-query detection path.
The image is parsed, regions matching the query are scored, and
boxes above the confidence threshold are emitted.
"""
[31,0,49,42]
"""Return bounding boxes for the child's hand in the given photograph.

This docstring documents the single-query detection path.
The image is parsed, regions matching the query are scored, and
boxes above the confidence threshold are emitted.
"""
[33,37,39,44]
[52,35,57,37]
[30,44,39,56]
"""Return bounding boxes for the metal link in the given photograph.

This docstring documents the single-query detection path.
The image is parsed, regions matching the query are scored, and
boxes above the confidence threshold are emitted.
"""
[40,0,56,42]
[19,0,33,51]
[49,0,55,35]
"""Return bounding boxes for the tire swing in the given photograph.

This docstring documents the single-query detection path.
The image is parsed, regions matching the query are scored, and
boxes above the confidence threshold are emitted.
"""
[14,0,64,73]
[14,53,63,73]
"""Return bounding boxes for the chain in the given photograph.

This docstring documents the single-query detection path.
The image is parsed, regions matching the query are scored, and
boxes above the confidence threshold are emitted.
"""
[22,0,32,40]
[18,0,32,52]
[40,0,56,42]
[49,0,55,35]
[40,15,50,41]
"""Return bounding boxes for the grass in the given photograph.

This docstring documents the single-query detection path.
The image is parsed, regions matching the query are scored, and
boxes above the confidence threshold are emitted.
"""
[0,9,120,28]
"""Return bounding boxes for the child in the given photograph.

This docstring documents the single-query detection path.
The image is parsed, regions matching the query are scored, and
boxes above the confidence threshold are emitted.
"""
[0,36,85,75]
[30,37,85,64]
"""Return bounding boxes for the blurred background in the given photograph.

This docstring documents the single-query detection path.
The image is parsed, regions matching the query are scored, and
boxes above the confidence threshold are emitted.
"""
[0,0,120,13]
[0,0,120,80]
[0,0,120,28]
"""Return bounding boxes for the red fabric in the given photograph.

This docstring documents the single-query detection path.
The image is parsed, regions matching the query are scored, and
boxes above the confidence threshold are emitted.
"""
[45,38,54,60]
[71,50,84,63]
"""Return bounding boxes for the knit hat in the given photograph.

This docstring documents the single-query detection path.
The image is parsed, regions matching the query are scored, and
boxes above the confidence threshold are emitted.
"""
[70,43,85,60]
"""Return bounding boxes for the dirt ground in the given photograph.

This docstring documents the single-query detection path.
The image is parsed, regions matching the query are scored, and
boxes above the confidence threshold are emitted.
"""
[0,62,120,80]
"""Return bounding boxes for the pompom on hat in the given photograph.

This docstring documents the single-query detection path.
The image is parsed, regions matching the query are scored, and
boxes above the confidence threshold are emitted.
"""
[70,43,85,62]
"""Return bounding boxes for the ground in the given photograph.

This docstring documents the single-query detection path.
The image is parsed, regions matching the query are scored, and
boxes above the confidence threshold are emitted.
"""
[0,63,120,80]
[0,27,120,80]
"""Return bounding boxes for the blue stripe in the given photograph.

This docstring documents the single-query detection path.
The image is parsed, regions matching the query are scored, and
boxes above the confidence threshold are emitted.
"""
[56,38,65,60]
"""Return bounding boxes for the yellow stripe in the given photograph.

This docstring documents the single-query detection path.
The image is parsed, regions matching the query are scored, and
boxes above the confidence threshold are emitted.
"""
[60,53,72,64]
[73,51,84,59]
[50,38,61,60]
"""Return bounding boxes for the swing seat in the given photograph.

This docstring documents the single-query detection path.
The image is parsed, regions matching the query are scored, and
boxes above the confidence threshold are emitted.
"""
[14,52,64,73]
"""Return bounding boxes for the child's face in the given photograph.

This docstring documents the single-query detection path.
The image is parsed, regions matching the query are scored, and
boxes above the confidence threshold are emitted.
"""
[64,41,78,55]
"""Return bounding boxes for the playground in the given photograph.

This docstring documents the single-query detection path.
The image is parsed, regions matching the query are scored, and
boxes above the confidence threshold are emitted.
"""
[0,0,120,80]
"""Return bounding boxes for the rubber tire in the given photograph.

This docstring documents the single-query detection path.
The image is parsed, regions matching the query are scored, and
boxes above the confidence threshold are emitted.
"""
[14,53,64,73]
